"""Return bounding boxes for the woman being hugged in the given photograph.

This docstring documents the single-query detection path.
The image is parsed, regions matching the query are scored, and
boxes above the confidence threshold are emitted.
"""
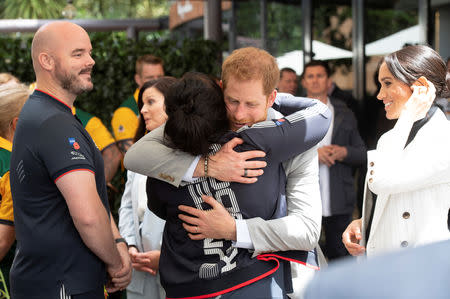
[118,77,176,299]
[343,45,450,257]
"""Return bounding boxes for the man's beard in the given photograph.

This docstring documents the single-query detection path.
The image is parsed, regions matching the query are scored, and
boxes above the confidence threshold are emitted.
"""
[55,65,93,95]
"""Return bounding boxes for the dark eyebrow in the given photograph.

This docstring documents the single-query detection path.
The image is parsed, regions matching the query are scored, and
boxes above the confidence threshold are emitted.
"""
[71,48,84,54]
[380,77,392,81]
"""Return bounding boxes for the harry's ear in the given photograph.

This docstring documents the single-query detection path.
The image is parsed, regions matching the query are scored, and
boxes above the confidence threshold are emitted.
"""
[267,89,277,107]
[327,77,333,90]
[39,53,54,71]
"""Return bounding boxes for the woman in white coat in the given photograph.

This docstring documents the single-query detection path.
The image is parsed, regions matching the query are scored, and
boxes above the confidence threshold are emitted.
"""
[118,77,176,299]
[342,45,450,257]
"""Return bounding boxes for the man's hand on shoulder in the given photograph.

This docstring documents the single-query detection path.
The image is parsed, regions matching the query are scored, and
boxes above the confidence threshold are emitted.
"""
[196,137,267,184]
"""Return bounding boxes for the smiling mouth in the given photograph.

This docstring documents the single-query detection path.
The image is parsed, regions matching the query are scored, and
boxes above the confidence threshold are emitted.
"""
[79,68,92,76]
[384,102,392,108]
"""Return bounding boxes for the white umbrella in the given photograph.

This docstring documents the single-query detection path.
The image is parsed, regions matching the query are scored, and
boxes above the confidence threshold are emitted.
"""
[277,26,421,75]
[276,40,352,74]
[365,25,420,56]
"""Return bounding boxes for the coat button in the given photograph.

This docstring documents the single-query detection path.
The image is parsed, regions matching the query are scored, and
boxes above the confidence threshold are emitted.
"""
[402,212,410,219]
[369,178,373,183]
[370,170,374,175]
[369,162,374,167]
[401,241,408,247]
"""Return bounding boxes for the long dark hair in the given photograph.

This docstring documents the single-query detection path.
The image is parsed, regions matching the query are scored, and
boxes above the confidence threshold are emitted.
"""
[164,72,229,156]
[383,45,450,99]
[134,76,176,142]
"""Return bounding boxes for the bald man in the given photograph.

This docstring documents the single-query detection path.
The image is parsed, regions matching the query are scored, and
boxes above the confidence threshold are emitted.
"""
[9,21,131,299]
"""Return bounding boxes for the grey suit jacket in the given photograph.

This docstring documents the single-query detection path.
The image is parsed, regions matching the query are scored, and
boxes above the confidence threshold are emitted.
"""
[327,97,366,215]
[304,239,450,299]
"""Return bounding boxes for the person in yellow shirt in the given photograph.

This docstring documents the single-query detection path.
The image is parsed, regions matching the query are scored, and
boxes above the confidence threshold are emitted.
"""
[111,55,164,154]
[0,83,29,295]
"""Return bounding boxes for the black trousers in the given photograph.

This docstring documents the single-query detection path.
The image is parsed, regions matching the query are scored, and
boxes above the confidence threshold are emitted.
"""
[322,214,352,261]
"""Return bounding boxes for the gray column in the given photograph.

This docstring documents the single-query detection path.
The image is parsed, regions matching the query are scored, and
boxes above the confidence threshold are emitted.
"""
[418,0,430,45]
[229,0,237,51]
[260,0,268,50]
[204,0,222,42]
[126,26,137,40]
[302,0,313,67]
[352,0,365,101]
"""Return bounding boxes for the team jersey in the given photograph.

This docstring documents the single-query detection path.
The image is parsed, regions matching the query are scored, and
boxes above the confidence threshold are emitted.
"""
[111,89,140,142]
[72,107,116,152]
[147,97,331,298]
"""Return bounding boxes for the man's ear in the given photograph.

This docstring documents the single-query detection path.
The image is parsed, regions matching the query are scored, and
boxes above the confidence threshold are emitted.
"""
[219,80,223,90]
[39,53,54,71]
[300,77,306,89]
[134,74,142,88]
[327,77,333,90]
[267,89,277,107]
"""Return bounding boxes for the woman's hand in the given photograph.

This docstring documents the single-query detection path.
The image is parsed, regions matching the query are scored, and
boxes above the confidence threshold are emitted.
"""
[128,246,160,275]
[403,77,436,121]
[342,218,366,256]
[178,195,237,241]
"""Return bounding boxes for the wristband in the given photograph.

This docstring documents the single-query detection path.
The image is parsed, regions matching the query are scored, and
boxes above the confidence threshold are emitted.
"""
[204,155,209,177]
[115,238,128,247]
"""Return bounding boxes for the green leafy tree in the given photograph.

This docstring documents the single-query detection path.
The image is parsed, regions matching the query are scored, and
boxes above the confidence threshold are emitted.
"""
[1,0,169,19]
[2,0,66,19]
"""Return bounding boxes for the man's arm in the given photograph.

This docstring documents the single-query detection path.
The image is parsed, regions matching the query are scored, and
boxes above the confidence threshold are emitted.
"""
[56,171,123,274]
[124,125,195,186]
[116,139,133,155]
[246,146,322,254]
[102,144,122,182]
[109,213,132,291]
[125,125,266,186]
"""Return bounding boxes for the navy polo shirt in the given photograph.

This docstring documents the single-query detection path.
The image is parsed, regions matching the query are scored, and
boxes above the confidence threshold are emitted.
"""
[10,90,109,298]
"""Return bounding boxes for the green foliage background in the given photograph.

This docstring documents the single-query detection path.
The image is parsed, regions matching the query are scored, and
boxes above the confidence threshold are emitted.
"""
[0,32,221,126]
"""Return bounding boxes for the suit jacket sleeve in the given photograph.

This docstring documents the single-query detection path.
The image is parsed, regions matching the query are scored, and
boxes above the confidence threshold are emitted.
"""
[246,146,322,255]
[240,97,331,163]
[124,124,196,187]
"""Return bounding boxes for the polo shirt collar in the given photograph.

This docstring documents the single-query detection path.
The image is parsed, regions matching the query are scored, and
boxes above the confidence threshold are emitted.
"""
[0,136,12,152]
[34,89,72,113]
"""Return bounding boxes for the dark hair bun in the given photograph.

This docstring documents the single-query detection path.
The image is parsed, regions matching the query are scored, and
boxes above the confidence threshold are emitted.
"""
[164,72,229,156]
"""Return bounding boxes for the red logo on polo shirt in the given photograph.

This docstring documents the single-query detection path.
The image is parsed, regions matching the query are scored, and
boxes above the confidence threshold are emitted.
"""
[68,137,80,150]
